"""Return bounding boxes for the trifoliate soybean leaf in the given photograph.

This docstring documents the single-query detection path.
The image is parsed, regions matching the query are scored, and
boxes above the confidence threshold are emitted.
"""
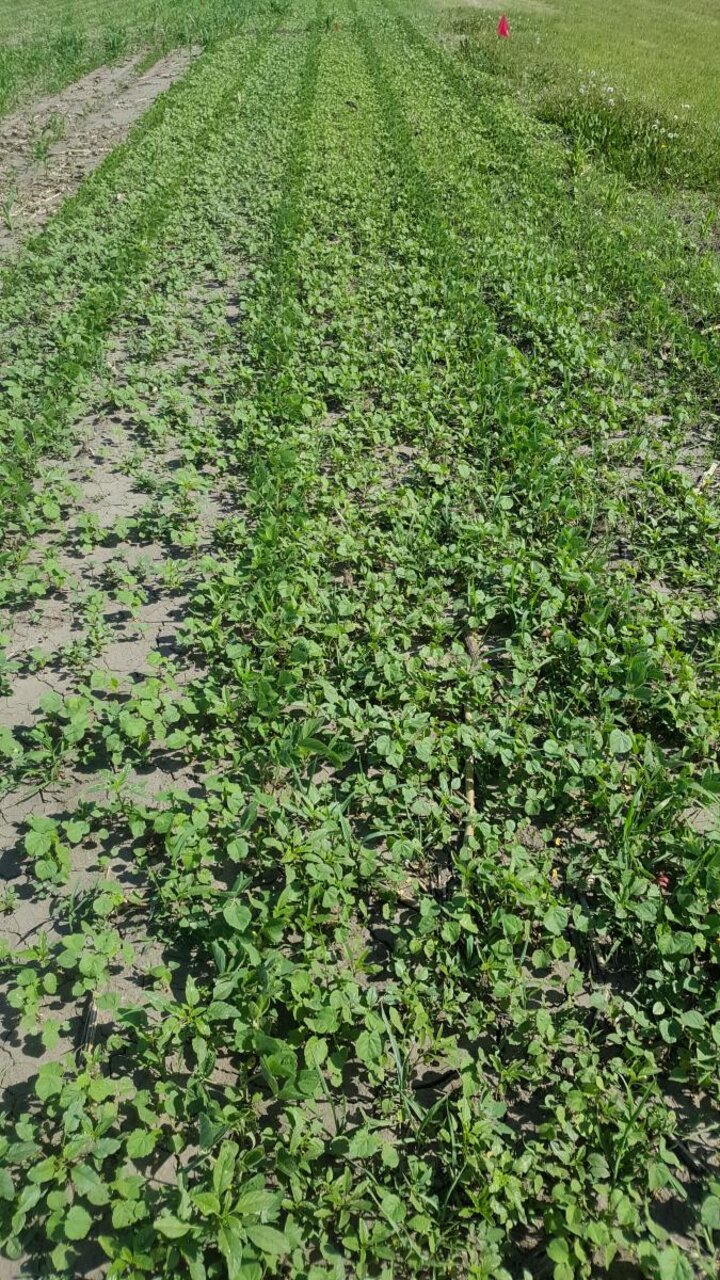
[223,901,251,932]
[126,1129,156,1159]
[71,1165,109,1206]
[348,1129,381,1159]
[39,691,63,715]
[700,1195,720,1230]
[64,1205,92,1241]
[543,905,569,937]
[547,1237,569,1263]
[609,729,632,756]
[381,1143,400,1169]
[658,1246,693,1280]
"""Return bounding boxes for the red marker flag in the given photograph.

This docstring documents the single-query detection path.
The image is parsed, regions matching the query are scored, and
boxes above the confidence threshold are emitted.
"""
[497,14,510,37]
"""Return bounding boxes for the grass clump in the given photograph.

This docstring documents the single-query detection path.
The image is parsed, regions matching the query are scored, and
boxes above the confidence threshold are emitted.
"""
[538,77,720,189]
[440,2,720,191]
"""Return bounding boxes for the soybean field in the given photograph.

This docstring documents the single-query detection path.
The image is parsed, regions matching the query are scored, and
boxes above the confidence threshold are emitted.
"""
[1,2,720,1278]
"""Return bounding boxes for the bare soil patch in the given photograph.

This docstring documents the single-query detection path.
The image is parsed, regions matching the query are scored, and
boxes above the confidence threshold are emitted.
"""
[0,293,230,1139]
[0,47,198,254]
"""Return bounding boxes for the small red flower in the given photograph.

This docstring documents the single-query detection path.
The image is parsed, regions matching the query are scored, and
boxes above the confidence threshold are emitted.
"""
[498,15,510,38]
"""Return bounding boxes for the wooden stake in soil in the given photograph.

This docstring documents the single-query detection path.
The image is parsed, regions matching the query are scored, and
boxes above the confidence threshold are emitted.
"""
[75,992,98,1065]
[464,633,481,843]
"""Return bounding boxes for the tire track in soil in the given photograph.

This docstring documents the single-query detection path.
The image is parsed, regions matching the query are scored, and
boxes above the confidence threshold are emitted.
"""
[0,310,228,1114]
[0,45,199,255]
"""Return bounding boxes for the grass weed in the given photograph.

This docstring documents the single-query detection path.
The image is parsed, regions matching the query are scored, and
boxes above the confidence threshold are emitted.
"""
[438,0,720,190]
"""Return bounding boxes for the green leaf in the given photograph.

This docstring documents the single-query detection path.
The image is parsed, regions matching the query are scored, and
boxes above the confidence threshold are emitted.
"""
[207,1001,242,1021]
[547,1238,569,1263]
[658,930,695,957]
[609,728,632,755]
[355,1029,382,1065]
[245,1223,290,1256]
[39,691,63,715]
[543,905,569,936]
[379,1191,405,1224]
[25,830,53,858]
[679,1009,705,1031]
[213,1141,239,1197]
[71,1165,109,1206]
[348,1129,382,1159]
[381,1142,400,1169]
[65,821,88,845]
[36,1061,64,1101]
[223,900,252,932]
[65,1205,92,1241]
[192,1191,221,1216]
[218,1218,246,1277]
[126,1129,157,1159]
[112,1199,147,1229]
[304,1036,328,1068]
[0,726,21,759]
[658,1246,694,1280]
[155,1214,191,1238]
[199,1113,227,1150]
[308,1005,339,1034]
[41,1020,61,1051]
[235,1187,279,1218]
[701,1194,720,1230]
